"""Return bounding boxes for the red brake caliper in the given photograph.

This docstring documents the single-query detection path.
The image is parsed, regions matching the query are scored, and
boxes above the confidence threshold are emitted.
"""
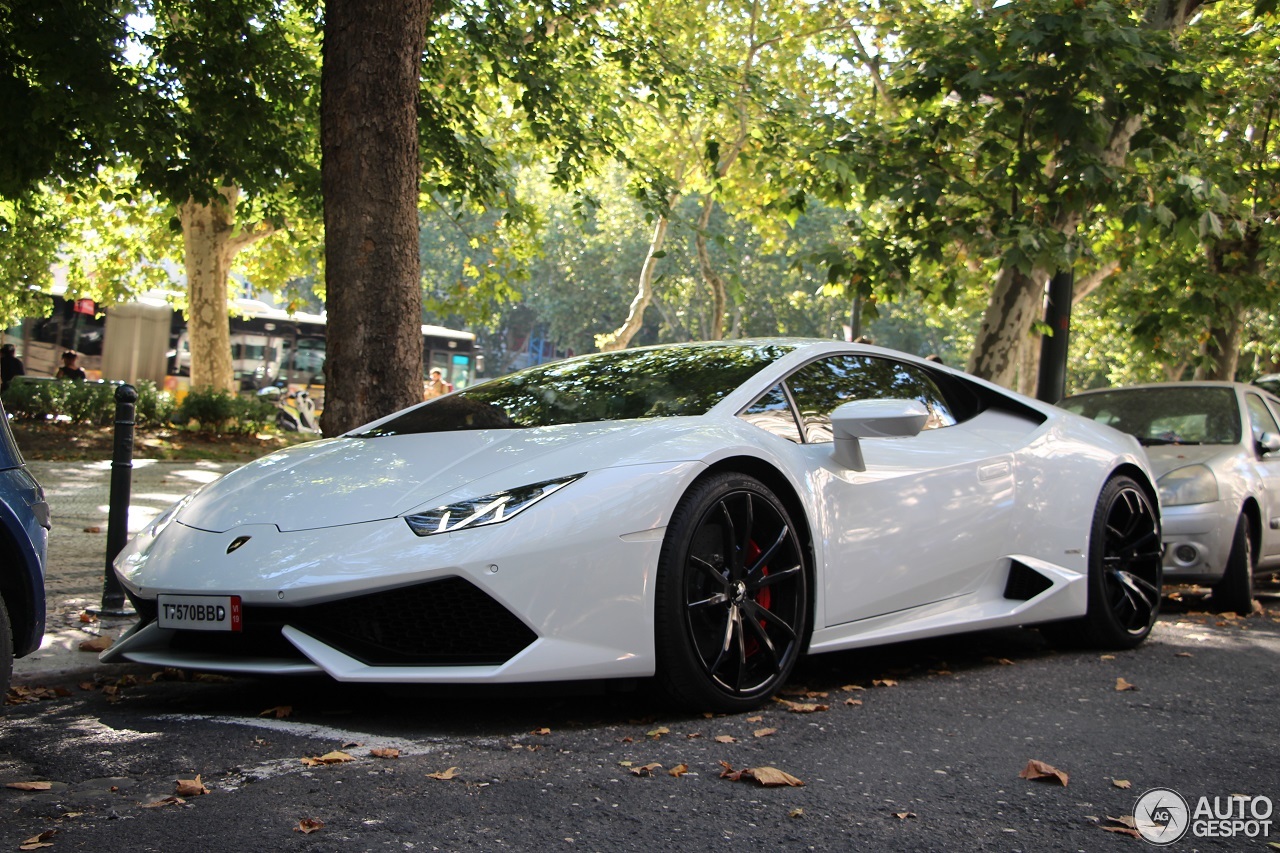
[744,540,770,656]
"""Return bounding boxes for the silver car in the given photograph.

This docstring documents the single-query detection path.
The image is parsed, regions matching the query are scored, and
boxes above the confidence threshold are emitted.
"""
[1061,382,1280,615]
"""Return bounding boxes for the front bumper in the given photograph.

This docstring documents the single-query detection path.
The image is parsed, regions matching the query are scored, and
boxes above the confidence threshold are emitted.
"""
[1160,501,1233,585]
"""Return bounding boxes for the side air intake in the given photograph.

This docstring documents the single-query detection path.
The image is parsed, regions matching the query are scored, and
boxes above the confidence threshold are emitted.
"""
[1003,560,1053,601]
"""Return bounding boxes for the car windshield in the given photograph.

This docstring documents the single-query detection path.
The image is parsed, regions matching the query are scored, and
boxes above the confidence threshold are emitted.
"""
[1060,386,1241,446]
[360,342,794,435]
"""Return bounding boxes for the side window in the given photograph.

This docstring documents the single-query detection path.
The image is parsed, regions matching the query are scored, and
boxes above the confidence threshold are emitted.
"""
[739,383,802,443]
[787,355,957,443]
[1245,393,1279,450]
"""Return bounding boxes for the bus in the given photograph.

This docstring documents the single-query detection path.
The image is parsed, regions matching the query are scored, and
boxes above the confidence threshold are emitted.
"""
[3,294,481,406]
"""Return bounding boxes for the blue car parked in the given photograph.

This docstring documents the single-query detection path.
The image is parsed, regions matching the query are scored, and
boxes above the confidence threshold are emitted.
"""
[0,399,49,695]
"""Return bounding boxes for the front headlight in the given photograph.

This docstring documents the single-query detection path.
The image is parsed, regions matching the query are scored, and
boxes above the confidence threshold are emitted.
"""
[1158,464,1219,507]
[403,474,583,537]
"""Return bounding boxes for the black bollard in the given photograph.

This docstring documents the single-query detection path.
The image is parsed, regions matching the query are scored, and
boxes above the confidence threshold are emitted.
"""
[100,383,138,616]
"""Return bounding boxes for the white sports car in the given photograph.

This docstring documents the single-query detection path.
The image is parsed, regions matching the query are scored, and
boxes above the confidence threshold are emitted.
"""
[105,340,1163,711]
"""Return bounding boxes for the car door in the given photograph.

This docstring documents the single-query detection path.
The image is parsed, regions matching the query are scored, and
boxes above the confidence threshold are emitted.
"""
[1245,391,1280,560]
[784,354,1016,627]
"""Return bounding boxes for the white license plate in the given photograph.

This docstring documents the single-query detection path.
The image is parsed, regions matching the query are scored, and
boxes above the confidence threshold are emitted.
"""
[157,595,243,632]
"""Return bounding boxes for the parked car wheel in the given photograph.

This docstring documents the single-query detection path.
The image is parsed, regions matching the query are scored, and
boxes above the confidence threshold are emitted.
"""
[655,472,810,712]
[1043,475,1162,649]
[1211,515,1255,616]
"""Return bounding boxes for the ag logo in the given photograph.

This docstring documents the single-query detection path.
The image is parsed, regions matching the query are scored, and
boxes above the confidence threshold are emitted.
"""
[1134,787,1191,845]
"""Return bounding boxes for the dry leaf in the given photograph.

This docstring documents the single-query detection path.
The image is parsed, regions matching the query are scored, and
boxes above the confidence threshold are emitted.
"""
[370,748,400,759]
[19,830,57,850]
[619,736,633,743]
[1175,652,1193,658]
[301,751,355,766]
[718,761,804,787]
[647,726,670,738]
[685,733,703,739]
[79,612,97,623]
[668,764,689,778]
[532,727,551,735]
[746,715,763,723]
[175,775,209,796]
[775,698,828,713]
[259,705,292,719]
[1100,654,1116,661]
[1019,759,1069,786]
[294,818,324,834]
[426,767,459,780]
[83,526,101,533]
[789,808,804,818]
[844,698,863,707]
[78,636,112,652]
[1112,779,1132,789]
[140,796,186,808]
[1101,826,1142,838]
[841,684,865,691]
[630,763,663,777]
[893,811,917,820]
[714,734,737,744]
[753,728,777,738]
[872,678,898,687]
[1115,677,1137,692]
[6,781,53,791]
[1107,815,1138,829]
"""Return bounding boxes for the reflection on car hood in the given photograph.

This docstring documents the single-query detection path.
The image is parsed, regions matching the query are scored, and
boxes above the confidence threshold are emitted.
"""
[177,424,640,533]
[1143,444,1237,478]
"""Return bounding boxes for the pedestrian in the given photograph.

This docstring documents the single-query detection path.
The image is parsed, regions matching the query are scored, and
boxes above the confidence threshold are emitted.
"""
[423,367,452,400]
[55,350,86,381]
[1,343,24,393]
[924,354,944,365]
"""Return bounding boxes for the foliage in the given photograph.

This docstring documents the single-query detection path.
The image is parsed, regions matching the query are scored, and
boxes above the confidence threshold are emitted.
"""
[172,387,277,435]
[0,377,172,426]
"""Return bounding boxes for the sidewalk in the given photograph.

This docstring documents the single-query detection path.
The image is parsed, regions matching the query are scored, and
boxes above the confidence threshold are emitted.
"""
[12,458,239,684]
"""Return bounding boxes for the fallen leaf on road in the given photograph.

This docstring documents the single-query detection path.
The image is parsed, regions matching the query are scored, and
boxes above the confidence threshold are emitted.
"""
[1019,759,1069,786]
[140,796,187,808]
[1100,654,1116,661]
[841,684,865,691]
[893,811,917,820]
[294,818,324,834]
[370,748,400,759]
[19,830,56,850]
[789,808,804,818]
[714,734,737,744]
[753,728,777,738]
[647,726,669,738]
[845,698,863,707]
[668,764,689,777]
[301,751,354,766]
[175,775,209,796]
[532,727,551,735]
[1102,815,1140,838]
[1175,652,1193,658]
[1115,677,1137,692]
[6,781,52,791]
[426,767,459,780]
[746,715,763,723]
[79,612,97,624]
[259,705,292,719]
[1112,779,1132,789]
[772,697,829,713]
[79,636,112,652]
[630,763,663,776]
[872,679,898,687]
[83,526,101,534]
[718,761,805,787]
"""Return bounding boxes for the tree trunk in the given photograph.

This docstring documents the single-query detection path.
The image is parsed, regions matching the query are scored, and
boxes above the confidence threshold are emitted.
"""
[179,189,239,395]
[1197,314,1242,381]
[693,195,728,340]
[597,210,674,351]
[967,266,1043,388]
[321,0,434,435]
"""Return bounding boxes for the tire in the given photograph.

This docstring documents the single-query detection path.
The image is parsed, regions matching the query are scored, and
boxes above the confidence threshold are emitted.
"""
[654,472,810,713]
[0,595,13,700]
[1211,515,1254,616]
[1041,475,1163,649]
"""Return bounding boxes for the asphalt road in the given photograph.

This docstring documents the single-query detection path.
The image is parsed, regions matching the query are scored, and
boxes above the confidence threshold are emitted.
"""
[3,587,1278,852]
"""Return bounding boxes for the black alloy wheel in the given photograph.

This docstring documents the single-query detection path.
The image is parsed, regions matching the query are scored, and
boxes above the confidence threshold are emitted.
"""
[655,472,810,712]
[1043,475,1163,649]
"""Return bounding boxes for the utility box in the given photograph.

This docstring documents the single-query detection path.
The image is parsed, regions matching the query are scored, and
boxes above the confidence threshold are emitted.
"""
[102,299,172,386]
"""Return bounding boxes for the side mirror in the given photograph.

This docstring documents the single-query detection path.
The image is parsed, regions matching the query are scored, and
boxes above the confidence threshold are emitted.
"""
[830,399,930,471]
[1258,431,1280,454]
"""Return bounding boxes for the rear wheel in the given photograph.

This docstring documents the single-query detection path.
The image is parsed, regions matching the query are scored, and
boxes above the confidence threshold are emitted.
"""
[655,473,810,713]
[1211,515,1254,616]
[1042,475,1162,649]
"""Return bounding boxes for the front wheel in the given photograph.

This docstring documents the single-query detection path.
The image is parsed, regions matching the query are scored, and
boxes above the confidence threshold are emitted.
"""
[1211,515,1254,616]
[654,473,810,713]
[1042,475,1162,649]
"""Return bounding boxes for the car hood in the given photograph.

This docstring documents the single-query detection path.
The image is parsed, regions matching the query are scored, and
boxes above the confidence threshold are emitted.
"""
[1142,444,1237,479]
[175,420,705,533]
